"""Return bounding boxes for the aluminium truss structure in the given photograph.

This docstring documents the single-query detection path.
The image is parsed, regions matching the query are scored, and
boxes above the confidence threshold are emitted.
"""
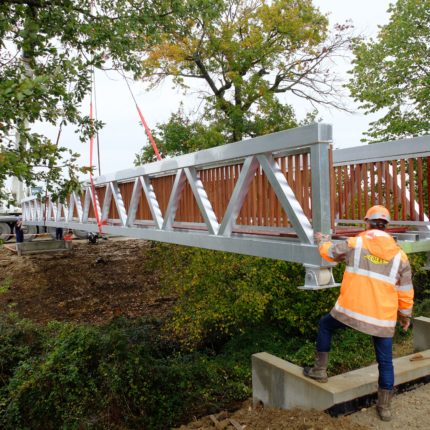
[22,123,336,289]
[21,123,430,288]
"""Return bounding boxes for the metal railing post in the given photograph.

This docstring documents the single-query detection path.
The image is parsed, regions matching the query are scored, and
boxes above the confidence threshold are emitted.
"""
[310,139,332,237]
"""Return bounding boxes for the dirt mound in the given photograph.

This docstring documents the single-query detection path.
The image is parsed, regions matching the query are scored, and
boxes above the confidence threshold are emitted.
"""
[176,400,367,430]
[0,238,174,324]
[175,381,430,430]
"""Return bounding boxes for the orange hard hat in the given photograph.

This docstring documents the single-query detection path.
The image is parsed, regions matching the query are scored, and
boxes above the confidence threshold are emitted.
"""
[364,205,390,223]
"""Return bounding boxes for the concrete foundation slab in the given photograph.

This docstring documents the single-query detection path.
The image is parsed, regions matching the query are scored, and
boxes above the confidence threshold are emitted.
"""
[252,349,430,411]
[414,316,430,352]
[15,240,73,256]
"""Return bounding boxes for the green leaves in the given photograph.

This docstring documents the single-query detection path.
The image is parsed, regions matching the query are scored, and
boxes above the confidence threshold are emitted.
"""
[135,105,226,163]
[0,315,249,429]
[0,0,184,197]
[139,0,353,142]
[149,243,339,351]
[348,0,430,142]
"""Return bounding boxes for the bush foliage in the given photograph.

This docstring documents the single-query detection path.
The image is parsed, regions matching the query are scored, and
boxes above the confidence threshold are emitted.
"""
[408,253,430,303]
[0,244,427,429]
[0,315,249,430]
[150,245,429,350]
[149,244,340,350]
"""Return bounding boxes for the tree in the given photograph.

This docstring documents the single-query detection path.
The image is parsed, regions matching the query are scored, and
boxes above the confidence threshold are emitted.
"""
[135,105,224,164]
[0,0,185,200]
[139,0,352,143]
[134,102,318,164]
[348,0,430,142]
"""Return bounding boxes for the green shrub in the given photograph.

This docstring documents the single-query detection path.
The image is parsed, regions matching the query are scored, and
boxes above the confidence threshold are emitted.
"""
[0,313,44,389]
[0,316,249,430]
[0,313,416,429]
[1,243,425,429]
[150,244,339,350]
[414,298,430,317]
[2,323,109,429]
[0,278,12,294]
[408,253,430,302]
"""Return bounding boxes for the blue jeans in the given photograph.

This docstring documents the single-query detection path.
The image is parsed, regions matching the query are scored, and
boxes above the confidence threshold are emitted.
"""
[316,313,394,390]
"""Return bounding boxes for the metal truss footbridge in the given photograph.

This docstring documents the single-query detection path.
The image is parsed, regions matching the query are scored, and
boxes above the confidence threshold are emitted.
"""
[21,124,430,289]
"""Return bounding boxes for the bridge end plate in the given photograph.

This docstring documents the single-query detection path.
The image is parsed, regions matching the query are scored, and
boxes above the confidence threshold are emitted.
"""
[298,265,340,290]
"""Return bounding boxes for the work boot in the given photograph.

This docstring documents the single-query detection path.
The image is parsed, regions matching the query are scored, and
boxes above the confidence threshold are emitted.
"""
[303,352,329,383]
[376,388,393,421]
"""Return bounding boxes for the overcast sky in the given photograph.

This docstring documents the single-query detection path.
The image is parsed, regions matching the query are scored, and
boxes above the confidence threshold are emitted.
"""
[34,0,393,177]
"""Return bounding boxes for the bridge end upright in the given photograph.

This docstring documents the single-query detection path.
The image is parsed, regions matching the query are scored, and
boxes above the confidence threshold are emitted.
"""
[310,125,333,237]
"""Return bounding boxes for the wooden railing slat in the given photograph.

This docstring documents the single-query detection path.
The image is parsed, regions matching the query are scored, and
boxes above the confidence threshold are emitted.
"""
[356,164,362,220]
[408,158,415,221]
[417,158,424,221]
[392,160,398,221]
[362,163,368,214]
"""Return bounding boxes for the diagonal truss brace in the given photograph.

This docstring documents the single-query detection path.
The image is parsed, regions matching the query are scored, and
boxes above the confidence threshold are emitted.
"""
[162,169,187,230]
[257,154,314,244]
[219,156,260,237]
[126,176,164,229]
[185,167,219,235]
[68,192,83,222]
[82,187,101,223]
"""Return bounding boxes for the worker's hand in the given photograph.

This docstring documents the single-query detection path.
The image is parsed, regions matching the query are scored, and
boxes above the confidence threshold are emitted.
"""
[398,315,411,331]
[314,232,330,245]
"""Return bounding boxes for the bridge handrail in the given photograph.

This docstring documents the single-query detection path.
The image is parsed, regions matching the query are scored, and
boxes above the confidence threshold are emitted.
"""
[88,123,333,186]
[333,135,430,165]
[332,135,430,227]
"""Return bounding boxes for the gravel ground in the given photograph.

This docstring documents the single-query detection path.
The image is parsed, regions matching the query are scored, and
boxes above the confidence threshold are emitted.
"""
[349,381,430,429]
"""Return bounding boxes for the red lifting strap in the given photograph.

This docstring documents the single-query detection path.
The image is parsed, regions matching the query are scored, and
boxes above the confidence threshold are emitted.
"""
[89,101,103,233]
[122,74,162,161]
[135,104,162,161]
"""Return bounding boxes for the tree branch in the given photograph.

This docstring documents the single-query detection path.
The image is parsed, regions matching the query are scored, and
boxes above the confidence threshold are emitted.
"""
[192,53,220,95]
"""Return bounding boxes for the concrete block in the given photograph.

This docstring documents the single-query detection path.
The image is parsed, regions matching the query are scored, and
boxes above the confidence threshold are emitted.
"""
[252,353,334,410]
[414,316,430,352]
[16,240,73,256]
[252,349,430,411]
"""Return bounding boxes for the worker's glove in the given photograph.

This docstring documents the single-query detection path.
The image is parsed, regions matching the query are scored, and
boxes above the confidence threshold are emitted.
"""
[314,232,330,245]
[398,314,411,331]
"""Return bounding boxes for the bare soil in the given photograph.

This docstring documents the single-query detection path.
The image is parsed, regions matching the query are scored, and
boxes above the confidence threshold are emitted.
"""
[0,238,174,324]
[0,238,429,430]
[176,401,368,430]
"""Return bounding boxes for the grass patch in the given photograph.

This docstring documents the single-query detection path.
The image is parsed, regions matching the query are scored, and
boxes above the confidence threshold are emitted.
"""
[415,298,430,318]
[0,278,12,294]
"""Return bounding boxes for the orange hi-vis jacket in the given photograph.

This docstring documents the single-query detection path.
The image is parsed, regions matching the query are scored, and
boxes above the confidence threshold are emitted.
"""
[320,229,414,338]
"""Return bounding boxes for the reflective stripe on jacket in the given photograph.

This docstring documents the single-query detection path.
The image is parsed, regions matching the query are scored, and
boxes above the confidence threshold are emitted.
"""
[319,229,414,338]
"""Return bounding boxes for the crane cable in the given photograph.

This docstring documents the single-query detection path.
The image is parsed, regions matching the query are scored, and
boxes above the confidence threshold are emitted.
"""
[86,0,103,234]
[93,66,102,176]
[89,65,103,234]
[43,119,64,227]
[122,74,162,161]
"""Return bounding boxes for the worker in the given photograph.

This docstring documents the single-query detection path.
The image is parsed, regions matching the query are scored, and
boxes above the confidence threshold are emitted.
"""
[15,216,24,243]
[64,230,73,241]
[304,205,414,422]
[55,227,63,240]
[87,232,98,244]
